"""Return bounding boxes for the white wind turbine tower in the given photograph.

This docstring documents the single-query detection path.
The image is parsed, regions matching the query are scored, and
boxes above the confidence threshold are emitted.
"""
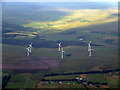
[29,43,32,53]
[26,47,30,56]
[57,42,62,51]
[60,48,65,59]
[26,43,32,56]
[88,41,94,56]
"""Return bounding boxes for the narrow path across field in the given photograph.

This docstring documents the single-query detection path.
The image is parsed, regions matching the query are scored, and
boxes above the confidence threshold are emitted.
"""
[24,78,29,88]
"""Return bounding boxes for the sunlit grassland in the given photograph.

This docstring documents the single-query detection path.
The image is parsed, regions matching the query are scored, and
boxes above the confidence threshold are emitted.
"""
[4,9,118,41]
[86,74,106,83]
[44,74,107,83]
[4,32,36,37]
[2,20,118,71]
[44,73,108,83]
[2,2,119,89]
[42,73,118,88]
[45,74,80,80]
[23,21,118,42]
[23,9,118,32]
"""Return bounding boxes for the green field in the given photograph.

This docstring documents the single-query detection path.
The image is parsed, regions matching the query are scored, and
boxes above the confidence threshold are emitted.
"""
[2,2,119,88]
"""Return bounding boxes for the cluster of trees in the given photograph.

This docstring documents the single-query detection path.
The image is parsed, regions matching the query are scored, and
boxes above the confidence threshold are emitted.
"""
[2,74,11,88]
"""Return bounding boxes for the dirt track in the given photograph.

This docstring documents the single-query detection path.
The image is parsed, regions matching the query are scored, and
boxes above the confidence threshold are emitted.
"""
[2,56,60,70]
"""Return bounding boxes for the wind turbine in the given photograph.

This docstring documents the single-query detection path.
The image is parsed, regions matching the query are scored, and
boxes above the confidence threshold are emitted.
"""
[88,41,94,56]
[57,42,62,51]
[88,41,91,51]
[29,43,32,53]
[60,48,65,59]
[26,43,33,56]
[26,47,30,56]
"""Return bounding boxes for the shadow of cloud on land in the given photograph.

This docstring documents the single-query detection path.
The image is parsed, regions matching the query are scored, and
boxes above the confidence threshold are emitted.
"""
[2,39,104,48]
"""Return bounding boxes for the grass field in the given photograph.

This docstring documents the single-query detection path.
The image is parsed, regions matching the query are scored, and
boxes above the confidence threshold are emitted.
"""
[2,2,119,88]
[23,9,118,31]
[2,22,118,71]
[37,81,85,88]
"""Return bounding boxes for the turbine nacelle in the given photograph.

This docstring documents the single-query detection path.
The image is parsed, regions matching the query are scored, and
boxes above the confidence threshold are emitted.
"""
[29,43,32,52]
[29,43,32,48]
[88,41,91,47]
[57,42,62,51]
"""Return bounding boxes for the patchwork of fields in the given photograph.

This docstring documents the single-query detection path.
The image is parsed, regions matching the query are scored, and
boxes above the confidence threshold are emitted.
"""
[2,2,119,88]
[23,9,118,31]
